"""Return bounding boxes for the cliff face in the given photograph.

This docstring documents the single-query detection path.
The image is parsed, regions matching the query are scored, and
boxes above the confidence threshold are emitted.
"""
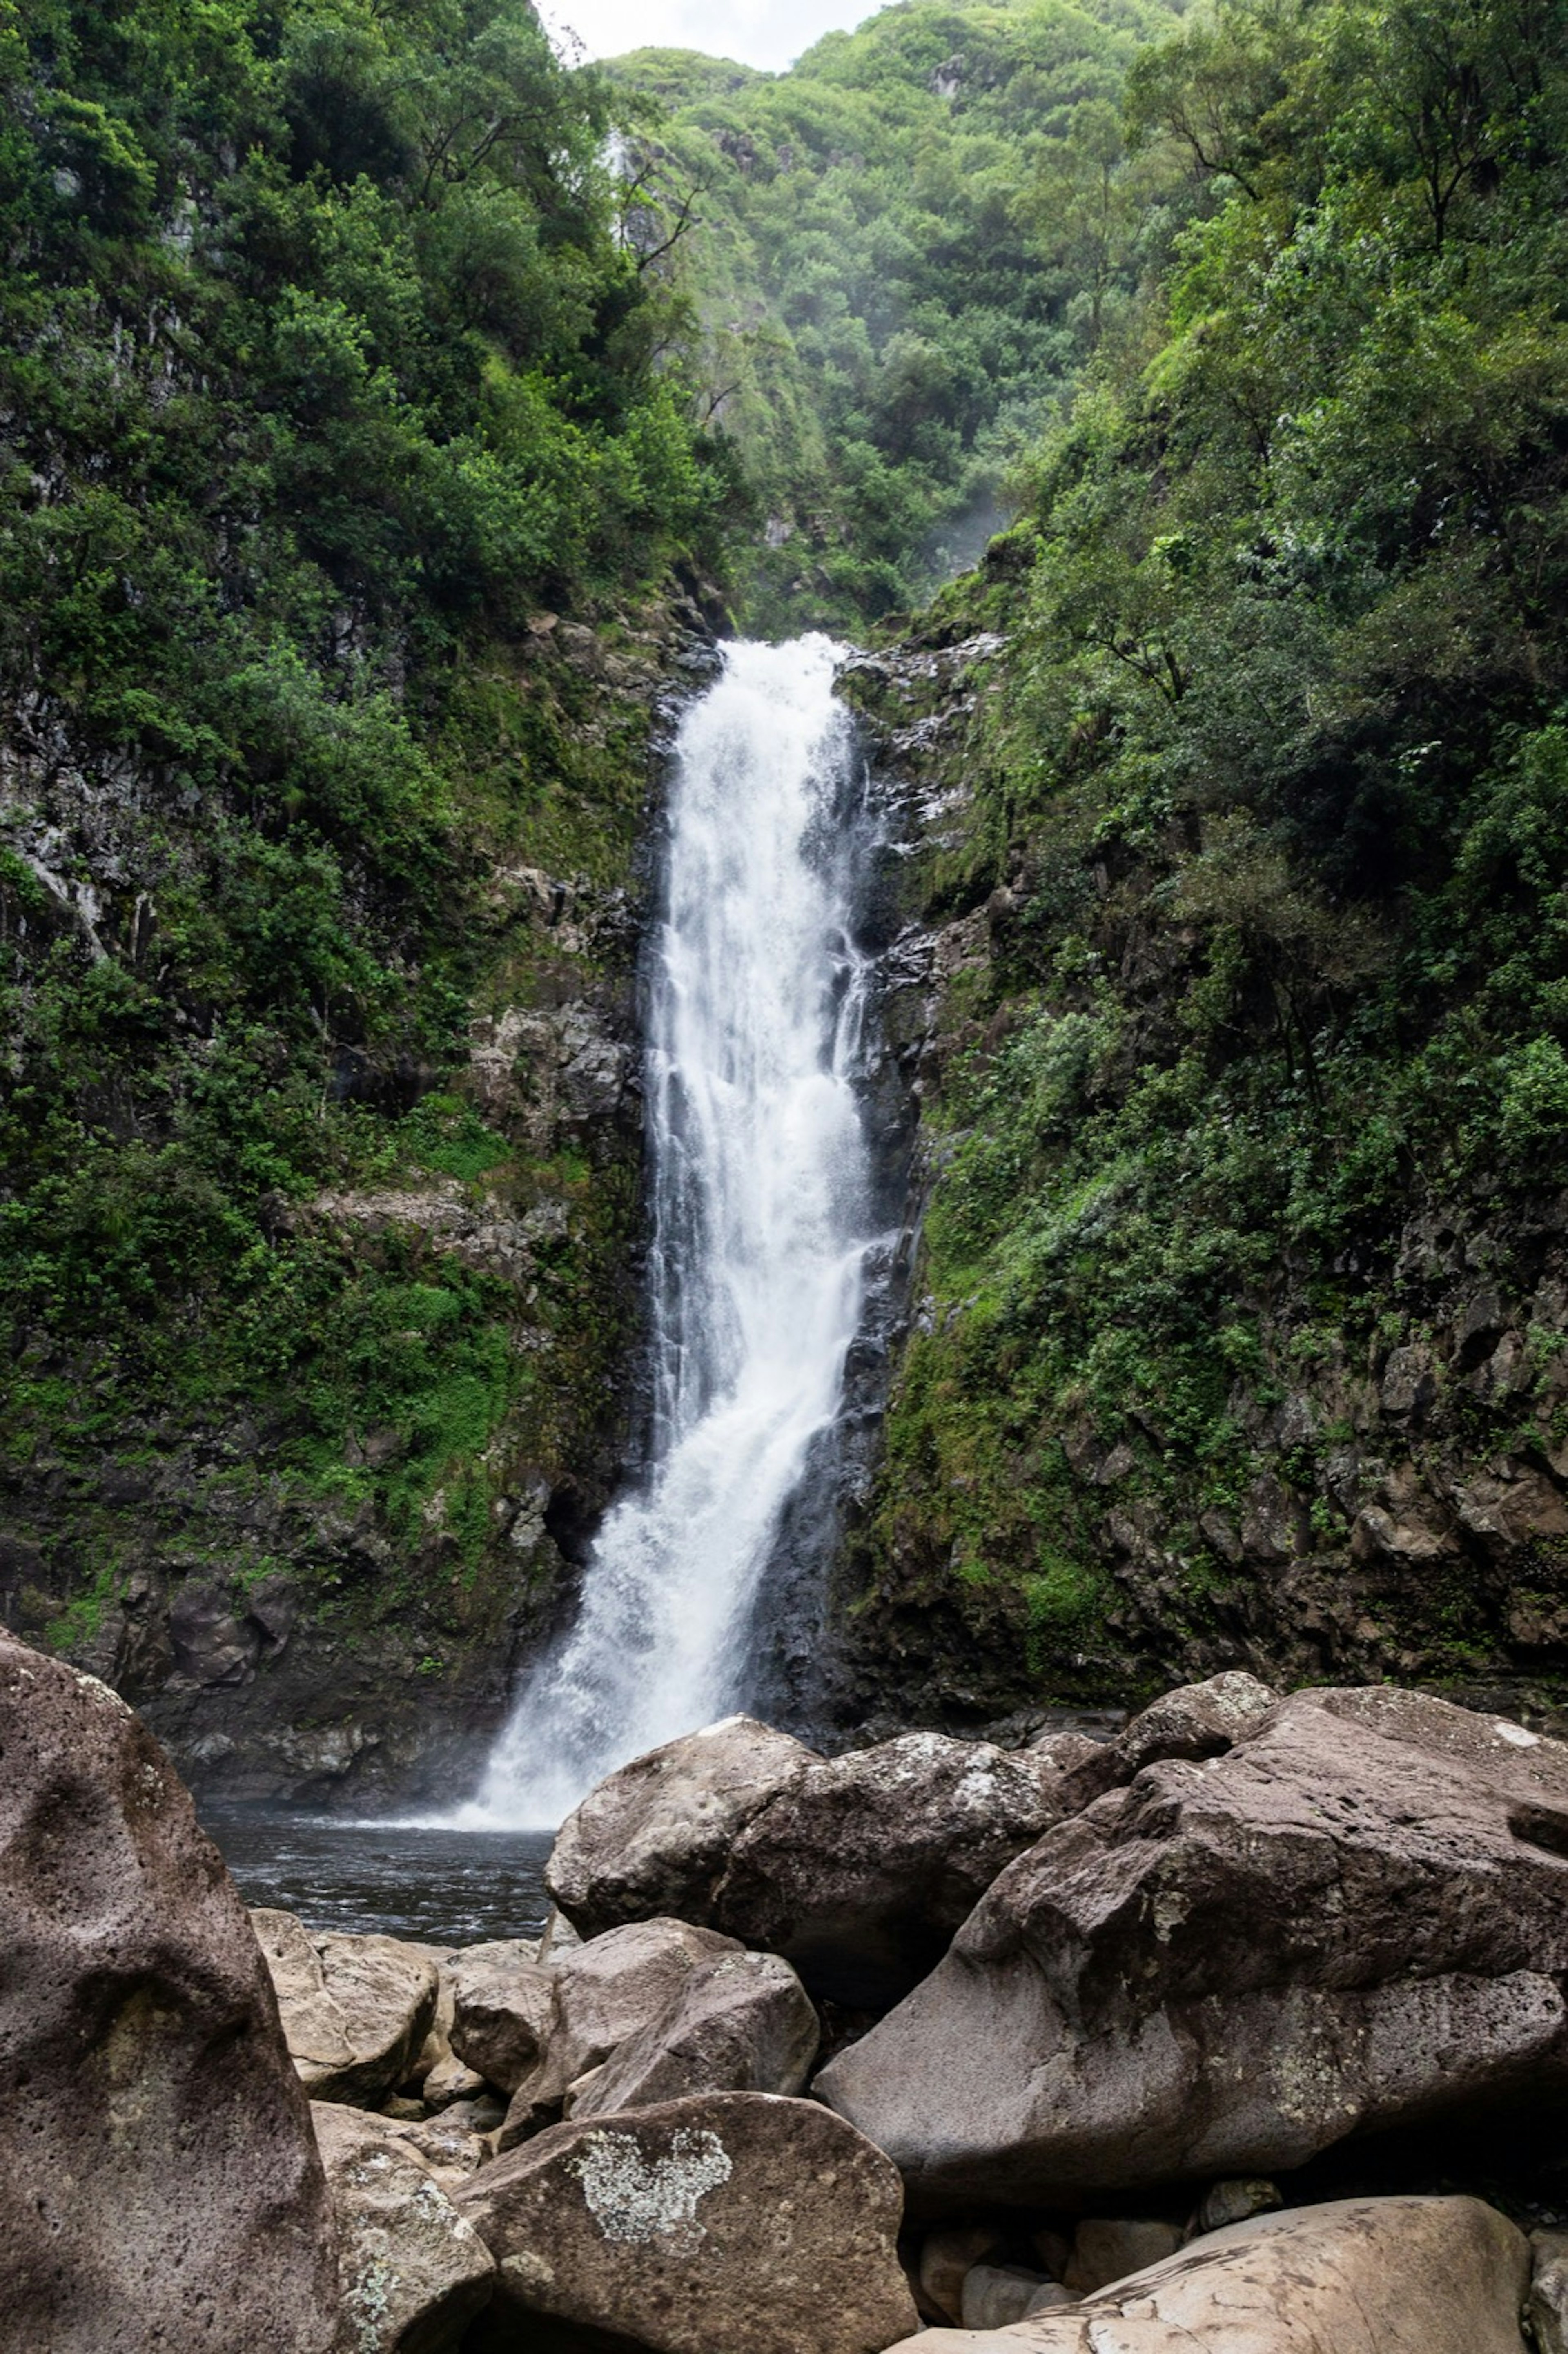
[0,0,736,1804]
[2,615,717,1805]
[832,628,1568,1737]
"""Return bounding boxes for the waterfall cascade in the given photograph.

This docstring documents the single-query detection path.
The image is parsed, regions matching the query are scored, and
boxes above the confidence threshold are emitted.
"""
[464,635,878,1828]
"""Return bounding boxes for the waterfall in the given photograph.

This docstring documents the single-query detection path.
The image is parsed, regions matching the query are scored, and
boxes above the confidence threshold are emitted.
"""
[463,635,877,1828]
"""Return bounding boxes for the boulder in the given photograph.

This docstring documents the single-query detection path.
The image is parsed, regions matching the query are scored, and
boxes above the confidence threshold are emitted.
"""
[447,1941,557,2095]
[1531,2229,1568,2354]
[818,1687,1568,2204]
[920,2223,1007,2323]
[436,2093,506,2136]
[0,1634,338,2353]
[1055,1672,1280,1810]
[565,1948,820,2115]
[546,1714,819,1938]
[372,2111,492,2195]
[403,1944,462,2095]
[254,1910,439,2107]
[960,2263,1056,2327]
[713,1731,1080,2006]
[1195,2177,1283,2234]
[454,2090,920,2354]
[498,1917,740,2147]
[875,2195,1530,2353]
[1027,1728,1106,1771]
[312,2103,495,2354]
[421,2048,488,2109]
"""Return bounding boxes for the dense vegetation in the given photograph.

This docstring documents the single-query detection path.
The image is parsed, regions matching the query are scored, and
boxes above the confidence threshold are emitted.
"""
[610,0,1182,628]
[10,0,1568,1747]
[855,0,1568,1708]
[0,0,731,1678]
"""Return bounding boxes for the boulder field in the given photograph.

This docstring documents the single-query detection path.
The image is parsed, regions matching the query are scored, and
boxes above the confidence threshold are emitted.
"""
[9,1630,1568,2353]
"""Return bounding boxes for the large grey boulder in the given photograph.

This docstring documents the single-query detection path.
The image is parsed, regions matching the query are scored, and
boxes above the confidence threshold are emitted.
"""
[1054,1671,1280,1809]
[818,1687,1568,2204]
[546,1714,819,1938]
[566,1947,820,2115]
[713,1730,1081,2006]
[254,1911,439,2107]
[454,2090,920,2354]
[312,2103,495,2354]
[877,2195,1530,2353]
[0,1634,338,2354]
[499,1917,741,2146]
[446,1940,557,2094]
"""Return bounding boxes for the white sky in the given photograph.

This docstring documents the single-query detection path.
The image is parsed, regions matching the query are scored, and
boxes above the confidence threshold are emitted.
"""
[541,0,888,75]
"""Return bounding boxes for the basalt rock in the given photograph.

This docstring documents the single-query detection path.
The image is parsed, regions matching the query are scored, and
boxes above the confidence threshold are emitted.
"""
[454,2091,920,2354]
[565,1948,820,2116]
[879,2195,1531,2354]
[312,2103,495,2354]
[0,1635,338,2354]
[254,1910,439,2107]
[545,1715,820,1938]
[1052,1672,1279,1810]
[550,1719,1087,2010]
[712,1730,1082,2006]
[447,1941,557,2095]
[499,1918,742,2147]
[817,1687,1568,2206]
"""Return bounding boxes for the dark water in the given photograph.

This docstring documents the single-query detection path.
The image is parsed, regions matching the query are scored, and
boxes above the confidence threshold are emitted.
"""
[206,1813,555,1947]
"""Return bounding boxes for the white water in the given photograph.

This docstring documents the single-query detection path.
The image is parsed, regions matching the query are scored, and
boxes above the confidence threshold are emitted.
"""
[459,635,877,1828]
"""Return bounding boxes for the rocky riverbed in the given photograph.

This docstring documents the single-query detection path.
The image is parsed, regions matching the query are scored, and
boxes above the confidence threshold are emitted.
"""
[7,1625,1568,2352]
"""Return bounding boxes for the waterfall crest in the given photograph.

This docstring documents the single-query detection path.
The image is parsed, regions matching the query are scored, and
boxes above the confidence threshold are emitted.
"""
[466,635,876,1828]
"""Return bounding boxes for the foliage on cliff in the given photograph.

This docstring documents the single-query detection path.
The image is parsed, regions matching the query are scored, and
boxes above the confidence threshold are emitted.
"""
[0,0,732,1762]
[857,0,1568,1714]
[608,0,1184,629]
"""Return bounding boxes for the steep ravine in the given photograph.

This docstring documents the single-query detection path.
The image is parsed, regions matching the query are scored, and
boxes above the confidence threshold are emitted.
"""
[2,609,721,1806]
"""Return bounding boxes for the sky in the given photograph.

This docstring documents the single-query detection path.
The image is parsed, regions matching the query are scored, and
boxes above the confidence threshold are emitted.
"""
[540,0,887,74]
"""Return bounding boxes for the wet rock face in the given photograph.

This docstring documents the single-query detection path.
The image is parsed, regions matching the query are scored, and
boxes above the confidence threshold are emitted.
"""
[0,1634,338,2354]
[879,2196,1532,2354]
[817,1687,1568,2205]
[454,2091,920,2354]
[0,616,708,1819]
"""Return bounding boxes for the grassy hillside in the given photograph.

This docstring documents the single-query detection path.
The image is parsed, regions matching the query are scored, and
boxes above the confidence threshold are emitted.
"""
[844,0,1568,1722]
[608,0,1186,629]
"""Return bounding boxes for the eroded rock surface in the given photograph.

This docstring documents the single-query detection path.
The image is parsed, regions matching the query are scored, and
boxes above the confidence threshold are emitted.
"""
[566,1947,820,2115]
[713,1729,1081,2006]
[254,1910,439,2107]
[818,1687,1568,2203]
[313,2103,494,2354]
[878,2195,1530,2353]
[498,1918,740,2147]
[0,1636,338,2353]
[546,1714,820,1937]
[550,1719,1085,2008]
[1054,1672,1280,1810]
[455,2090,920,2354]
[447,1941,556,2095]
